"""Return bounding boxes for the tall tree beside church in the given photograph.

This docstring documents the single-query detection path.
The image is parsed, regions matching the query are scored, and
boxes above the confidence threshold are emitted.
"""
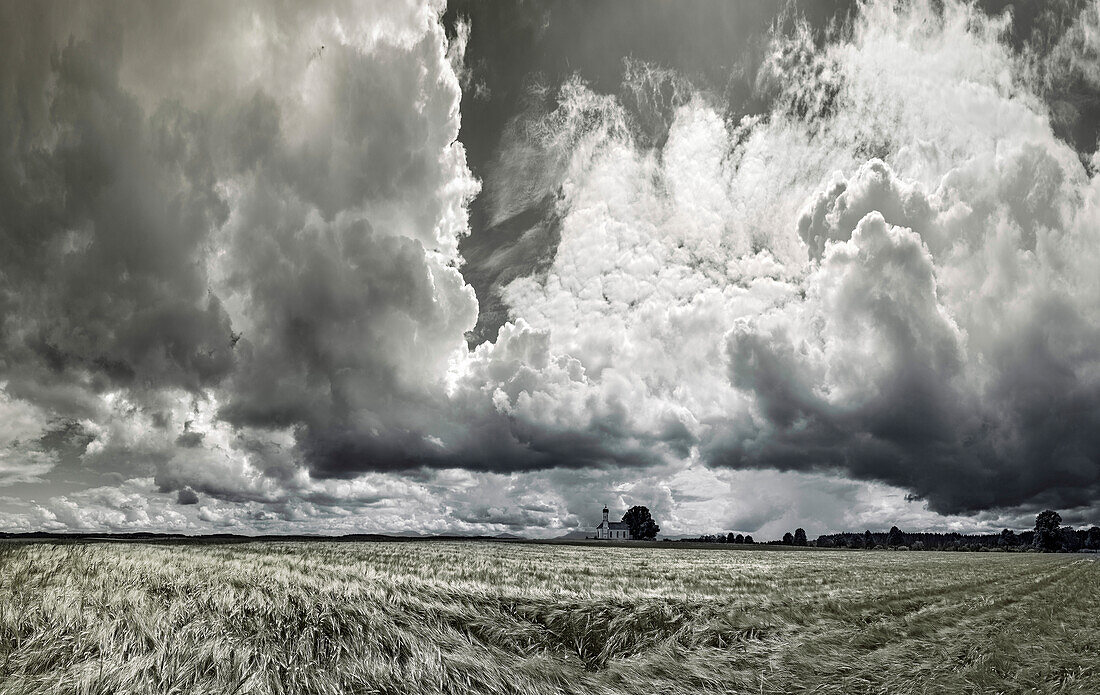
[622,506,660,540]
[793,528,807,546]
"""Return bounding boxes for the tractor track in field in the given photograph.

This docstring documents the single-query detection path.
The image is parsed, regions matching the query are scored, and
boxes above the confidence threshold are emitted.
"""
[751,559,1081,665]
[749,559,1095,694]
[844,558,1078,643]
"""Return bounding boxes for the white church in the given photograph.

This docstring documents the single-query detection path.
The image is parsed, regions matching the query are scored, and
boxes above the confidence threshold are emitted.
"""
[594,505,634,540]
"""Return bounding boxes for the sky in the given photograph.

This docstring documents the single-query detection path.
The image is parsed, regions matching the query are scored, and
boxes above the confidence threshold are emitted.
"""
[1,0,1100,539]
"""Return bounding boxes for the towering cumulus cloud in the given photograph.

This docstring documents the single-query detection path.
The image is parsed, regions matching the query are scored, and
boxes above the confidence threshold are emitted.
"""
[478,0,1100,519]
[0,0,1098,535]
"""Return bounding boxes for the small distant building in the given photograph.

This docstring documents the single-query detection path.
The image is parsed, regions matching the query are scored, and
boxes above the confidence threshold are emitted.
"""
[595,505,633,540]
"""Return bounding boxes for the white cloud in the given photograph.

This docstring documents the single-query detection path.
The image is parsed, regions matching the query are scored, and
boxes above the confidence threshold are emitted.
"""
[0,390,59,485]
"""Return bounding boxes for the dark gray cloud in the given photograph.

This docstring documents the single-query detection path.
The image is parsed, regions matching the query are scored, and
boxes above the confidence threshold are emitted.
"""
[176,487,199,505]
[0,9,235,410]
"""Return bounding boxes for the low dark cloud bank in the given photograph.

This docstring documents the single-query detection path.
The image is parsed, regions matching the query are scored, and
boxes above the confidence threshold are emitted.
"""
[0,0,1098,534]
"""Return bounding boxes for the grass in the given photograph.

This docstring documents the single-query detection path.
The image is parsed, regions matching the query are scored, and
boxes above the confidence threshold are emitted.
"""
[0,541,1096,694]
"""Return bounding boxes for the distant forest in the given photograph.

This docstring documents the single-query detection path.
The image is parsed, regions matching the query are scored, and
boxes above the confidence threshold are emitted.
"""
[685,510,1100,553]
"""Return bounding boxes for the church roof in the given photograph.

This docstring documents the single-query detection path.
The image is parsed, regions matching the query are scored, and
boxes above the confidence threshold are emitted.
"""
[597,521,630,530]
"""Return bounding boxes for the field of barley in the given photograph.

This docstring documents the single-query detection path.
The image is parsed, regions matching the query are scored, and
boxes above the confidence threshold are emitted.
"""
[0,541,1097,695]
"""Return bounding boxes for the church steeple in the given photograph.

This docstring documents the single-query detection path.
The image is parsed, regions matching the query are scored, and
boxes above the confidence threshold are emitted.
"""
[603,505,609,524]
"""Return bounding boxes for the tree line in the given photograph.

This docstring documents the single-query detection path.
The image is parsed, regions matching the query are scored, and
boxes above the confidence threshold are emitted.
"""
[683,511,1100,552]
[684,532,756,544]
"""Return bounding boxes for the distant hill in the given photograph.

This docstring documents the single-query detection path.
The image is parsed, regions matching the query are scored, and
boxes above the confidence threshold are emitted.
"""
[552,530,591,540]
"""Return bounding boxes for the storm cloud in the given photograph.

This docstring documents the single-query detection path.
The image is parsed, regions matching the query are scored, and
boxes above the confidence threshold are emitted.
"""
[1,0,1099,536]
